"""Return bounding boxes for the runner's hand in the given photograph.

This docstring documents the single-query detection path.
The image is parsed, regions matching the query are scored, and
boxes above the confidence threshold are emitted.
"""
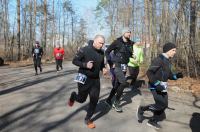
[87,61,94,69]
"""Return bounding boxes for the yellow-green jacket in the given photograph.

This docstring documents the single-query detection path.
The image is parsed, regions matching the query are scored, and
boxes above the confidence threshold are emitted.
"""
[128,45,144,67]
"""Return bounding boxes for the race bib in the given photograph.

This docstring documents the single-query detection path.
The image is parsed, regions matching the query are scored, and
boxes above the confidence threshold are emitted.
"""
[56,53,61,57]
[121,64,127,72]
[34,49,39,54]
[74,73,87,84]
[160,81,168,89]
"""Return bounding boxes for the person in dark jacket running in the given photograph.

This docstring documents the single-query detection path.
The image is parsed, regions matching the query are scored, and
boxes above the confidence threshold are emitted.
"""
[136,42,183,129]
[32,41,43,75]
[104,27,133,112]
[68,35,107,129]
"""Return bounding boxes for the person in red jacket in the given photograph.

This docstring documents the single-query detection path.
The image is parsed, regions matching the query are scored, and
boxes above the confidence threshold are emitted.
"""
[53,43,65,71]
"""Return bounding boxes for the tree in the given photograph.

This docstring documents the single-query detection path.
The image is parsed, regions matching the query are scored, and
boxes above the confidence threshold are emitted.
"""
[17,0,20,61]
[189,0,198,77]
[43,0,47,53]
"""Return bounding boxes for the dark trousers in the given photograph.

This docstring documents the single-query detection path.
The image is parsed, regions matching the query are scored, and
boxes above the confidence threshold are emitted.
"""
[143,90,168,121]
[127,66,139,86]
[56,59,63,71]
[33,58,42,73]
[107,66,128,102]
[110,67,116,87]
[70,78,100,120]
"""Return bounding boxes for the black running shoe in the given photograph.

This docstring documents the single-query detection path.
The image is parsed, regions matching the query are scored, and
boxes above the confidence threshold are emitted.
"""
[112,101,123,112]
[147,119,161,129]
[136,105,144,123]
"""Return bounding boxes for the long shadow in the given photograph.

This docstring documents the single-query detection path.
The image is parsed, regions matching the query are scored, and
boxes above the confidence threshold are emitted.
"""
[87,93,111,122]
[0,82,77,131]
[0,69,77,95]
[36,69,57,75]
[40,91,110,132]
[189,112,200,132]
[120,88,141,107]
[120,80,145,107]
[193,95,200,109]
[0,69,56,86]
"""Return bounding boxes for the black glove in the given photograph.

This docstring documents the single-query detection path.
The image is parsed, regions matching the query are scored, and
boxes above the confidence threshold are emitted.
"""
[155,85,165,92]
[176,72,183,78]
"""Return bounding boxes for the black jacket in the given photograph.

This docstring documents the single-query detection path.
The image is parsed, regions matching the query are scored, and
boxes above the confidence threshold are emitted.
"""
[147,54,177,86]
[105,37,133,65]
[32,46,43,59]
[72,45,105,78]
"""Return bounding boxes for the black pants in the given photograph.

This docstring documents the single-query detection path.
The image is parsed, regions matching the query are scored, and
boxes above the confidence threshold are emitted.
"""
[70,78,100,120]
[107,66,128,102]
[109,67,116,87]
[127,66,139,86]
[143,90,168,120]
[33,58,42,73]
[56,59,63,71]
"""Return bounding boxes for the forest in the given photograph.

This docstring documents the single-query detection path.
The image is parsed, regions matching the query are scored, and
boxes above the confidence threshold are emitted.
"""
[0,0,200,78]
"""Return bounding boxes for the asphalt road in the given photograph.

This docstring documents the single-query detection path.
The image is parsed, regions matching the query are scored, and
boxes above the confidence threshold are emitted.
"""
[0,61,199,132]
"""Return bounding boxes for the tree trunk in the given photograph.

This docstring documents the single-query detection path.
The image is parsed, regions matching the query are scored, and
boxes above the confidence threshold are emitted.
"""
[189,0,198,77]
[17,0,21,61]
[132,0,135,35]
[3,0,8,59]
[33,0,37,47]
[43,0,47,54]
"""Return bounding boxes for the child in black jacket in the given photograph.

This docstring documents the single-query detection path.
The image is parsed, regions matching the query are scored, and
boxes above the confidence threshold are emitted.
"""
[137,42,183,129]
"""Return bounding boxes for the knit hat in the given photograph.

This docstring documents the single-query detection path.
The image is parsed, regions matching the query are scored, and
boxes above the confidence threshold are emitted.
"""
[163,42,176,53]
[122,27,131,35]
[35,41,39,44]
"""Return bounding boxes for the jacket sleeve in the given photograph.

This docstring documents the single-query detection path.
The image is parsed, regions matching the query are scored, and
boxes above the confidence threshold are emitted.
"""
[146,58,162,84]
[100,58,105,71]
[168,64,178,80]
[72,48,87,68]
[62,48,65,55]
[32,48,34,55]
[40,47,43,56]
[139,50,144,64]
[105,41,117,63]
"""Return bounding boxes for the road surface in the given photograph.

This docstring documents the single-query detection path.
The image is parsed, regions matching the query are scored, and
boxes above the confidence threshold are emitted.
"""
[0,61,199,132]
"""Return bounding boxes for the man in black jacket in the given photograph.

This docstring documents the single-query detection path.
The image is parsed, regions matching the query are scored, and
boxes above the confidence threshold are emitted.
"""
[68,35,107,129]
[136,42,183,129]
[104,27,133,112]
[32,41,43,75]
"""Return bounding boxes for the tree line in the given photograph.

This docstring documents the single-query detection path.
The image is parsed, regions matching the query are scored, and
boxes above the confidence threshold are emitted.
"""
[0,0,200,78]
[0,0,87,62]
[96,0,200,78]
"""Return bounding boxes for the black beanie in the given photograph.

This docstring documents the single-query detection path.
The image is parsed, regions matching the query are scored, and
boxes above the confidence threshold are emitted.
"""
[163,42,176,53]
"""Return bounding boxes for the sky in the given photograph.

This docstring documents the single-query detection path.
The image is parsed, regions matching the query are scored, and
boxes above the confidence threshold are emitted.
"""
[71,0,108,39]
[7,0,107,40]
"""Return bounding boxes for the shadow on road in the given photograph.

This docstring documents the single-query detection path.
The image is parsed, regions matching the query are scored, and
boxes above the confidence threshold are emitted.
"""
[121,88,141,107]
[0,82,77,131]
[40,91,111,132]
[0,69,77,96]
[193,95,200,109]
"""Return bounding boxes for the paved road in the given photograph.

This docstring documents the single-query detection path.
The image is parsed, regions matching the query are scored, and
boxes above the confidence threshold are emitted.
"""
[0,61,199,132]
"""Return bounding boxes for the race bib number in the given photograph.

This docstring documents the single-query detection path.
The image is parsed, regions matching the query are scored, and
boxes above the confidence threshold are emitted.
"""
[74,73,87,84]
